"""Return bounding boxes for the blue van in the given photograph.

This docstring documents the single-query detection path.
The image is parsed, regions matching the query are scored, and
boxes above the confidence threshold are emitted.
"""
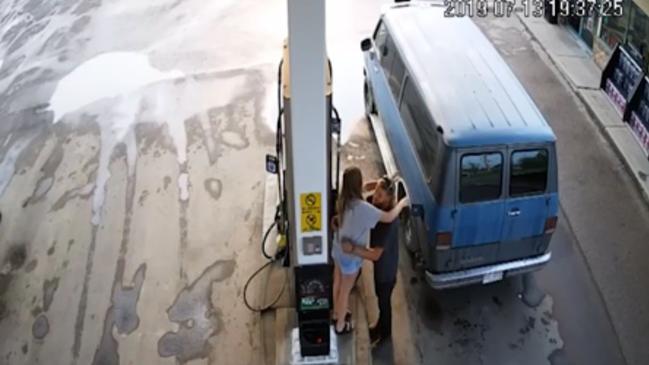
[361,2,559,289]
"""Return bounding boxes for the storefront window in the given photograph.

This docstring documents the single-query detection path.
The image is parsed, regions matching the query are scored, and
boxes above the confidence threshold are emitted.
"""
[598,0,649,69]
[599,0,632,50]
[628,2,649,69]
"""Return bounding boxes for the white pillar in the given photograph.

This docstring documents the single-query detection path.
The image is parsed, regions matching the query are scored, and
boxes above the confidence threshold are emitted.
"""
[286,0,329,266]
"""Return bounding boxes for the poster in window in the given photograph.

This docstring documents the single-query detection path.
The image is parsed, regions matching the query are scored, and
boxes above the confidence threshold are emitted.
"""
[602,45,644,115]
[628,77,649,157]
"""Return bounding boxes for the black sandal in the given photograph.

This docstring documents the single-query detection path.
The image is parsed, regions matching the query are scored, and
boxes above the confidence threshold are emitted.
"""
[335,312,354,335]
[334,312,354,335]
[335,321,352,335]
[331,311,351,326]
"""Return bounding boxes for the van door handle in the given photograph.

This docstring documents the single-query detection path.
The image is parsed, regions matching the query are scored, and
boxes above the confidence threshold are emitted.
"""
[507,209,521,217]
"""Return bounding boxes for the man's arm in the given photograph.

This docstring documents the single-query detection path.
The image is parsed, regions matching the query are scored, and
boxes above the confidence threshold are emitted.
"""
[341,239,384,262]
[352,245,384,262]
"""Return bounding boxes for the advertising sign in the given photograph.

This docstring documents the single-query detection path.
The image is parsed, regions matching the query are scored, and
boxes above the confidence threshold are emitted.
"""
[601,45,644,116]
[627,76,649,158]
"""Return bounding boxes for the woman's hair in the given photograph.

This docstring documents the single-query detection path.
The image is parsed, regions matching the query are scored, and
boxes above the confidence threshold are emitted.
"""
[337,167,363,223]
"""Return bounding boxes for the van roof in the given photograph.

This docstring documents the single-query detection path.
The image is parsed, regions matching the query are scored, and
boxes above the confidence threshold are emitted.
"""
[382,3,556,147]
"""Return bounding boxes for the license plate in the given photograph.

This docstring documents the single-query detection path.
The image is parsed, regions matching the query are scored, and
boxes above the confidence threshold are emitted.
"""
[482,271,503,284]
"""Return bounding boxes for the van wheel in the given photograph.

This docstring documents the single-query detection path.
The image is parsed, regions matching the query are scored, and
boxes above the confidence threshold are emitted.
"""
[400,213,424,271]
[364,80,376,116]
[400,212,418,254]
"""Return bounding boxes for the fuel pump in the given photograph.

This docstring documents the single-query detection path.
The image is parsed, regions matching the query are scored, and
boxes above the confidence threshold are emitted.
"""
[264,0,342,361]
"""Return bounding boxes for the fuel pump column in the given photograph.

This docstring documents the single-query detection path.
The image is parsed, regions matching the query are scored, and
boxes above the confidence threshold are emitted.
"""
[283,0,336,359]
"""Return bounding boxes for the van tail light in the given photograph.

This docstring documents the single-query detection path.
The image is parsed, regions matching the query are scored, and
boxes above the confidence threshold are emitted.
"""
[544,217,558,235]
[436,232,452,250]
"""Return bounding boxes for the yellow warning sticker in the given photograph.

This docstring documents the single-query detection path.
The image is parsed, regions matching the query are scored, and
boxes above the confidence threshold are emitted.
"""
[300,192,322,232]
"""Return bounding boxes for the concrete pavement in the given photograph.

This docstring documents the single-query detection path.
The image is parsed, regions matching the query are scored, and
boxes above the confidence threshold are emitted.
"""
[0,1,280,364]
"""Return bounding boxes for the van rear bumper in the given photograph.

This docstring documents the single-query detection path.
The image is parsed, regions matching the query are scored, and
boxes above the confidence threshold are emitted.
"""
[424,252,552,289]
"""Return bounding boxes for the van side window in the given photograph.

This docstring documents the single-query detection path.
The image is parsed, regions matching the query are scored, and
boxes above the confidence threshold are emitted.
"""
[399,79,439,188]
[510,149,548,196]
[460,153,503,203]
[380,35,395,74]
[389,52,405,97]
[373,21,387,51]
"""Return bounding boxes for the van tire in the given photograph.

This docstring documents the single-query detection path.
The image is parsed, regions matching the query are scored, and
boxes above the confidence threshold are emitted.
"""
[400,212,425,271]
[364,80,376,116]
[399,211,419,254]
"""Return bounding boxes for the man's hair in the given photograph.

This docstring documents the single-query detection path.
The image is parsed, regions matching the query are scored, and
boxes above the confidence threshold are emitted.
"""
[375,176,396,210]
[378,176,395,196]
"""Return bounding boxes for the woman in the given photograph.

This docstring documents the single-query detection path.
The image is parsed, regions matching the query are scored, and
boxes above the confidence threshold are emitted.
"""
[331,167,409,335]
[342,176,400,346]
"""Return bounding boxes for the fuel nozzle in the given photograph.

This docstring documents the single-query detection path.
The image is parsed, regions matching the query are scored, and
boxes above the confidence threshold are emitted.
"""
[275,233,287,260]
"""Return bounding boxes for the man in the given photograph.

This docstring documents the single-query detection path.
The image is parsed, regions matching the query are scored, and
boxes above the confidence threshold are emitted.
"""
[342,175,400,346]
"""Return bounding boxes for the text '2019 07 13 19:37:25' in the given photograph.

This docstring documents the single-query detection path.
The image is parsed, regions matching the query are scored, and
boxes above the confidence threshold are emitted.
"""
[443,0,625,18]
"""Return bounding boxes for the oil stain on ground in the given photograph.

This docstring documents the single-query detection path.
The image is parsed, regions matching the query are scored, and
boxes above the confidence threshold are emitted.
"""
[43,277,59,312]
[92,261,146,365]
[22,141,64,207]
[158,260,236,363]
[24,259,38,273]
[1,245,28,320]
[203,178,222,201]
[32,314,49,339]
[0,273,13,321]
[4,244,27,271]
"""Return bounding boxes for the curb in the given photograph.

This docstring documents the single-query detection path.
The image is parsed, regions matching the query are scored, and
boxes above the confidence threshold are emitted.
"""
[259,173,279,363]
[261,173,279,306]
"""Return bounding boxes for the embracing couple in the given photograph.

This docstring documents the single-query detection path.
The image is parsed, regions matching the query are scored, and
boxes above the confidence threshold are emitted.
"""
[331,166,408,347]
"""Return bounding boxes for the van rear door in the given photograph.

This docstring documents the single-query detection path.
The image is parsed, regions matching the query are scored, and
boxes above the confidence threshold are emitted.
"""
[502,147,551,241]
[453,149,506,247]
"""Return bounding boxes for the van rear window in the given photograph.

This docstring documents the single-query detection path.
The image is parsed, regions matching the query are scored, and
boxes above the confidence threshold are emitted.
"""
[460,153,503,203]
[510,149,548,197]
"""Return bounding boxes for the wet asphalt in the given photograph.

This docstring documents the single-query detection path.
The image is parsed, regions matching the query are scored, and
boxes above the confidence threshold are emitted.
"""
[0,0,647,364]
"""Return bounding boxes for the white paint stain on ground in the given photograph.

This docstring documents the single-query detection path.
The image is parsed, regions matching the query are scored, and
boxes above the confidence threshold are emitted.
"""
[90,97,140,225]
[49,52,247,224]
[3,0,260,224]
[49,52,184,225]
[49,52,183,123]
[137,75,246,205]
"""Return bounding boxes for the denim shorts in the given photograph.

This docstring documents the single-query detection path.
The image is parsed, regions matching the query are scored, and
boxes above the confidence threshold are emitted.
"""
[332,243,363,275]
